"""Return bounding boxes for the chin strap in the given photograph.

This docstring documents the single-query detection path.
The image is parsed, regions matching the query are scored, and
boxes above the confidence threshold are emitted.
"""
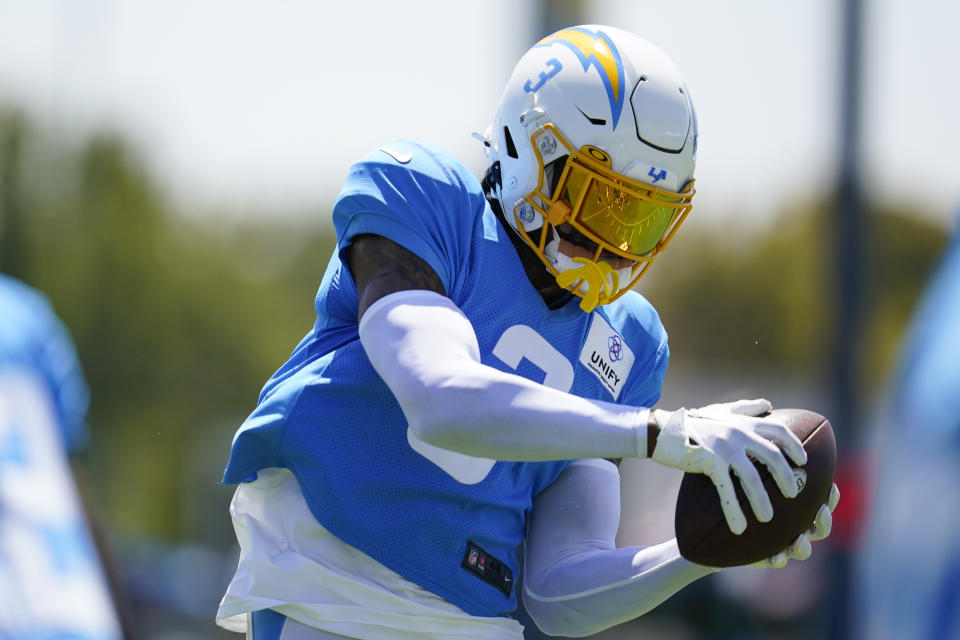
[555,258,619,312]
[481,161,502,199]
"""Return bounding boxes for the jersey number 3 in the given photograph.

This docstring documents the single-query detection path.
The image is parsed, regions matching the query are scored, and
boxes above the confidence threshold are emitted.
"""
[406,325,574,484]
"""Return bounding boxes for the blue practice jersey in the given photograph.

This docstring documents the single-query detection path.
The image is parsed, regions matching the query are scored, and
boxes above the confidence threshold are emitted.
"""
[0,275,121,639]
[858,231,960,640]
[223,141,670,617]
[0,274,89,451]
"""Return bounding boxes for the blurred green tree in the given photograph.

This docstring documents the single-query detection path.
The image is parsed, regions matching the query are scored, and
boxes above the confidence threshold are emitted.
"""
[0,110,27,278]
[645,202,947,389]
[0,112,335,542]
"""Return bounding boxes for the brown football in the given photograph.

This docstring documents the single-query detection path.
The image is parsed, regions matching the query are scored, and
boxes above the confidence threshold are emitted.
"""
[674,408,837,567]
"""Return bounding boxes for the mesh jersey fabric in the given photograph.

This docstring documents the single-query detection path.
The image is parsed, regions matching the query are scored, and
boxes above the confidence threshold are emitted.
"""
[223,140,670,617]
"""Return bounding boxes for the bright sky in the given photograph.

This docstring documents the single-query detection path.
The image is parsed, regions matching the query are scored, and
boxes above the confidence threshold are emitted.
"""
[0,0,957,227]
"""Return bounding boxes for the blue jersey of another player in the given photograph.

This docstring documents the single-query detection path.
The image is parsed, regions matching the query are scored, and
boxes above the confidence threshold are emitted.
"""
[0,275,89,451]
[0,275,122,639]
[223,141,670,617]
[858,231,960,639]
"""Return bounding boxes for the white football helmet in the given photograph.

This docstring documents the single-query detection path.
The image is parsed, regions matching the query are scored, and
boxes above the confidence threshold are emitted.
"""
[482,25,698,312]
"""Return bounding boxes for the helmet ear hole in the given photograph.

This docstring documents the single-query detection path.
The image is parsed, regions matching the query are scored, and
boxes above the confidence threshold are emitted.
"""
[503,126,519,159]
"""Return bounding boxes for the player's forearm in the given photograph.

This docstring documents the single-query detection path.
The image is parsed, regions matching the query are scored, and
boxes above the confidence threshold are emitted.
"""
[358,290,653,461]
[523,460,717,637]
[410,367,648,460]
[524,540,716,637]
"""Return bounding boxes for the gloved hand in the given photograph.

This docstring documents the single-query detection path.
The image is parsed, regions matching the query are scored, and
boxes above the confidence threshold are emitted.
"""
[651,399,807,534]
[749,483,841,568]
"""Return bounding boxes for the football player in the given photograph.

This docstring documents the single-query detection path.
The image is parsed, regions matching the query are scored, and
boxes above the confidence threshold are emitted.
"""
[0,275,125,639]
[217,25,838,639]
[858,226,960,639]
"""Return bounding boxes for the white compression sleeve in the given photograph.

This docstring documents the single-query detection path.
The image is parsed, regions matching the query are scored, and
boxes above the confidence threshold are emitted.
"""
[357,290,649,461]
[522,459,718,637]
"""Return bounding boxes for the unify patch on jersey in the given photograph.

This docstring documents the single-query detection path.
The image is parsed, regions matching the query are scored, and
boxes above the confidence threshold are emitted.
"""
[579,314,634,400]
[461,540,513,597]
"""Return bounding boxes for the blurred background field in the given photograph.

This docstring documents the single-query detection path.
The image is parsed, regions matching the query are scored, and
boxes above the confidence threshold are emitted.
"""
[0,1,957,638]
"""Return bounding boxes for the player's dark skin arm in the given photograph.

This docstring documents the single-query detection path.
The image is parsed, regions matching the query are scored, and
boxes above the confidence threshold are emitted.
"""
[346,232,659,459]
[347,234,446,319]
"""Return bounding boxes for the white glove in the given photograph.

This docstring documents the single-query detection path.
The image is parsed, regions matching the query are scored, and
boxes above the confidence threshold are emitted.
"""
[651,399,807,535]
[750,483,841,568]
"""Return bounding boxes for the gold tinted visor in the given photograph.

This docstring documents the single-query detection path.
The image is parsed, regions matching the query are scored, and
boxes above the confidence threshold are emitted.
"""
[556,161,690,258]
[513,124,695,310]
[534,131,694,261]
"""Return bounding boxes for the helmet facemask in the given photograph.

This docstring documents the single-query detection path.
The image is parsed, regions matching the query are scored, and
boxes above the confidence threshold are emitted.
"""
[511,123,695,312]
